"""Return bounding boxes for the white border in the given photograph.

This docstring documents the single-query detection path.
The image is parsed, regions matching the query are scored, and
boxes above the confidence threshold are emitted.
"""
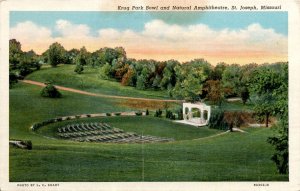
[1,0,300,191]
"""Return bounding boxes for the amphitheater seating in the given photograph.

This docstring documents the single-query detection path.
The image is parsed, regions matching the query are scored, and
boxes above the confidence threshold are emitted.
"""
[57,122,174,144]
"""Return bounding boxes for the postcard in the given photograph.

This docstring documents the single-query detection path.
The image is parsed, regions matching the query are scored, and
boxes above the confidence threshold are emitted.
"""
[0,0,300,190]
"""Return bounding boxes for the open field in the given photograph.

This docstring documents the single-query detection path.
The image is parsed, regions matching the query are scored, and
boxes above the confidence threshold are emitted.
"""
[9,82,288,181]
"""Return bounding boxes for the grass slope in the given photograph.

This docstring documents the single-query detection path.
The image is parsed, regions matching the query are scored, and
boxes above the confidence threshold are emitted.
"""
[9,83,288,181]
[9,83,128,141]
[10,128,287,181]
[26,65,170,99]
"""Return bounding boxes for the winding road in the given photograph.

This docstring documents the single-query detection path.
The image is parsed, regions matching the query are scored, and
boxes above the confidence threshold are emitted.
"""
[21,80,183,103]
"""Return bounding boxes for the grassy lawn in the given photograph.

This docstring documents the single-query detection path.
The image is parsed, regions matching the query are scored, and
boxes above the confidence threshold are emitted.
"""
[26,64,170,99]
[9,82,287,181]
[206,100,255,112]
[10,128,287,181]
[9,83,129,141]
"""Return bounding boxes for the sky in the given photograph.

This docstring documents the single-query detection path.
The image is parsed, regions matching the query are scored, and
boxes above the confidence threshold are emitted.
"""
[10,11,288,65]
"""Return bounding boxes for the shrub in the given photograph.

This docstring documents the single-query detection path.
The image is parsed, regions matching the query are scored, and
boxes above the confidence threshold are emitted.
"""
[31,123,42,130]
[56,117,62,122]
[19,66,33,76]
[74,64,84,74]
[44,118,56,124]
[223,111,256,127]
[86,114,91,117]
[114,113,121,116]
[75,115,81,119]
[240,87,250,104]
[146,109,149,116]
[40,83,62,98]
[22,140,32,150]
[106,113,111,116]
[9,72,18,88]
[65,116,71,120]
[165,110,172,119]
[177,109,183,120]
[165,110,176,120]
[135,111,143,116]
[170,114,176,120]
[208,109,229,130]
[154,109,162,117]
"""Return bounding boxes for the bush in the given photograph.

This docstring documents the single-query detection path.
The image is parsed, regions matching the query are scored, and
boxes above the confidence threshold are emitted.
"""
[56,117,62,122]
[40,83,62,98]
[31,123,42,130]
[74,64,84,74]
[170,114,176,120]
[75,115,81,119]
[208,109,229,130]
[23,140,32,150]
[65,116,71,120]
[19,66,33,76]
[86,114,91,117]
[177,109,183,120]
[154,109,162,117]
[9,72,18,88]
[44,118,56,124]
[165,110,172,119]
[114,113,121,116]
[146,109,149,116]
[135,111,143,116]
[106,113,111,116]
[165,110,176,120]
[223,111,256,127]
[223,111,243,128]
[240,87,250,104]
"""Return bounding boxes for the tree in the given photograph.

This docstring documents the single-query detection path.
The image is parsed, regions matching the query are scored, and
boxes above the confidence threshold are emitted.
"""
[240,87,250,104]
[172,73,204,102]
[99,63,112,79]
[267,118,288,174]
[204,80,224,105]
[208,109,229,130]
[40,83,62,98]
[136,68,149,90]
[115,63,129,81]
[211,62,227,80]
[47,42,65,67]
[65,48,80,65]
[121,68,136,86]
[221,64,242,97]
[9,39,23,70]
[188,59,213,79]
[152,74,162,89]
[172,61,207,102]
[250,63,288,174]
[250,65,285,127]
[9,39,41,82]
[96,47,125,65]
[253,94,277,127]
[160,60,179,89]
[9,72,18,88]
[74,47,87,74]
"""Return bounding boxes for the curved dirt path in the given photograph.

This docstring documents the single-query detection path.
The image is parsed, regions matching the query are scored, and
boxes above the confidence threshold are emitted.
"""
[22,80,182,103]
